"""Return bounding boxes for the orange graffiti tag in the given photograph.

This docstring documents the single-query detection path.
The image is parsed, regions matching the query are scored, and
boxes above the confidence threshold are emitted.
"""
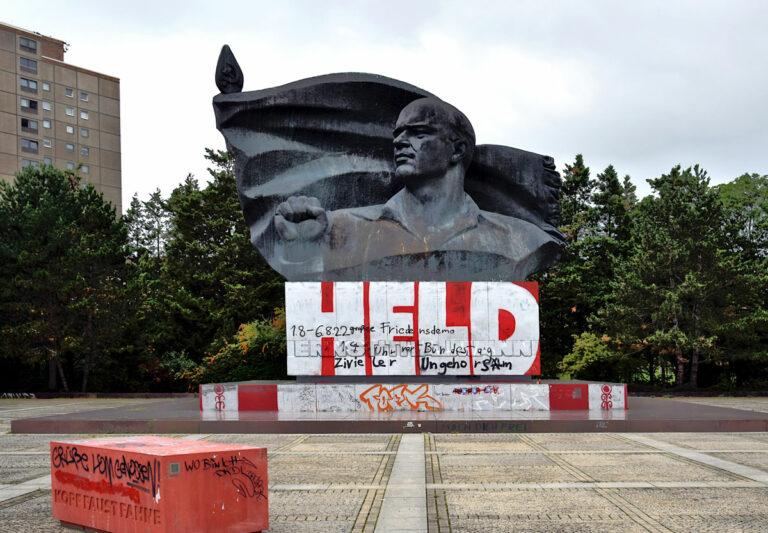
[359,384,443,412]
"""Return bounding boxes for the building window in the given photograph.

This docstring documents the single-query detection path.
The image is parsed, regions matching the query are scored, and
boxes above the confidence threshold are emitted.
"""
[21,118,38,132]
[20,78,38,92]
[80,91,89,102]
[21,139,39,153]
[43,119,51,129]
[65,106,75,116]
[65,161,75,170]
[43,156,53,165]
[19,37,38,53]
[21,159,39,168]
[42,101,52,111]
[80,127,89,138]
[65,87,74,98]
[42,81,50,91]
[20,98,38,112]
[81,164,90,174]
[80,110,89,120]
[19,57,37,74]
[66,125,75,134]
[43,138,52,148]
[80,146,90,157]
[65,143,75,152]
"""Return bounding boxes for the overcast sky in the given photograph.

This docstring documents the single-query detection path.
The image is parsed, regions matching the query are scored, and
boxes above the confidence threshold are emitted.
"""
[5,1,768,210]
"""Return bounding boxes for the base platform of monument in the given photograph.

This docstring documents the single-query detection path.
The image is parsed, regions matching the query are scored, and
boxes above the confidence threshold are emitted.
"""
[11,396,768,434]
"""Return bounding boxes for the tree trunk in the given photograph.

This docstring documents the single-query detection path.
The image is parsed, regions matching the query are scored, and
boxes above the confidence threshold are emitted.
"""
[648,353,655,385]
[690,349,699,388]
[56,355,69,392]
[48,358,57,390]
[81,312,94,393]
[675,351,685,387]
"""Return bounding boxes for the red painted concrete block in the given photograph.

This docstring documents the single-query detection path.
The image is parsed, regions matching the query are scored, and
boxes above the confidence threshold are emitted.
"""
[238,384,278,411]
[549,383,589,410]
[51,436,268,533]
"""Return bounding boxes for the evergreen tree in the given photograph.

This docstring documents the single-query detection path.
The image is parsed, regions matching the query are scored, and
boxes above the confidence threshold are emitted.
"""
[597,165,737,386]
[0,166,129,391]
[134,150,283,379]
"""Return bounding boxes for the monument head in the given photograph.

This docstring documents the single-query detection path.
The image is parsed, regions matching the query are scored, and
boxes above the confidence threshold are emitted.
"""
[393,98,476,185]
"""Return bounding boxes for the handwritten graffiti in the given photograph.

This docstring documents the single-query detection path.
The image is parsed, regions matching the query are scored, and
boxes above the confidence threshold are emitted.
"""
[600,385,613,410]
[359,384,443,412]
[52,447,161,501]
[452,385,500,395]
[0,392,35,399]
[509,390,548,410]
[91,453,161,500]
[214,384,226,411]
[183,455,266,500]
[51,446,90,472]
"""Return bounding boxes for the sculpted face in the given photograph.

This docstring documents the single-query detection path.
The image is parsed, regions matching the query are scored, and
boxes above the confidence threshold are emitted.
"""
[393,99,457,183]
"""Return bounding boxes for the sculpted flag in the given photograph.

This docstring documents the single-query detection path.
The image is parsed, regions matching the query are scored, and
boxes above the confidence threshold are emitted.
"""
[213,57,564,280]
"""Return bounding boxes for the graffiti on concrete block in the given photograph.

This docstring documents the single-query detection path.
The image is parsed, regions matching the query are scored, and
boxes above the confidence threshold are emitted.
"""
[358,384,443,412]
[0,392,35,399]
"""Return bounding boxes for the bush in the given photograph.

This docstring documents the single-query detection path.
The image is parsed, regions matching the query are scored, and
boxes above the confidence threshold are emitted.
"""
[180,309,287,386]
[559,332,640,382]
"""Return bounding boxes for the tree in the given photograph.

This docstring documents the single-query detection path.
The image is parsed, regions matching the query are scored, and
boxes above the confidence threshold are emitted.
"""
[132,150,284,384]
[539,157,637,377]
[0,166,129,391]
[714,174,768,386]
[596,165,738,386]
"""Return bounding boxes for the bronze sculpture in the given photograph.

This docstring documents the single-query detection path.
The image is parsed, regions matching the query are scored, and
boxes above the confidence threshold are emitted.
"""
[213,46,565,281]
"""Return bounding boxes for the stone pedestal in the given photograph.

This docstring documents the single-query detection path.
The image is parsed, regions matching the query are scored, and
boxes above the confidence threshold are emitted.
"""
[50,436,268,533]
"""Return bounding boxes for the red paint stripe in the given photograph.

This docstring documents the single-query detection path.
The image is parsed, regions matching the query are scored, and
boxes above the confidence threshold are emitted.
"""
[413,282,420,375]
[513,281,539,301]
[445,282,474,375]
[321,337,335,376]
[549,384,588,410]
[524,341,541,376]
[321,281,334,312]
[392,282,421,375]
[624,384,629,410]
[363,282,372,375]
[238,384,278,411]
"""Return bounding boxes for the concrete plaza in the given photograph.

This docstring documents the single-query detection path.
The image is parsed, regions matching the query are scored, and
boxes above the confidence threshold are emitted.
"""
[2,397,768,532]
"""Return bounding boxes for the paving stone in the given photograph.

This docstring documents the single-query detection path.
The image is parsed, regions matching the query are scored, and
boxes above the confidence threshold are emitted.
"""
[526,433,646,451]
[558,452,735,482]
[201,433,299,450]
[434,435,536,453]
[446,488,625,517]
[270,489,365,532]
[449,517,647,533]
[709,452,768,471]
[0,492,64,532]
[270,453,384,485]
[440,453,578,484]
[292,442,392,453]
[620,487,768,515]
[0,454,50,484]
[0,434,100,452]
[660,514,768,532]
[303,434,393,445]
[643,432,768,451]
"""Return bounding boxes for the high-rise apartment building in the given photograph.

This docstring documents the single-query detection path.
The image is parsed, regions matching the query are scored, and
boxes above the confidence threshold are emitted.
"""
[0,21,121,212]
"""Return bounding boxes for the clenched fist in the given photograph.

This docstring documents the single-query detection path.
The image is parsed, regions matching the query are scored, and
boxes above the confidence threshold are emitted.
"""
[274,195,328,242]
